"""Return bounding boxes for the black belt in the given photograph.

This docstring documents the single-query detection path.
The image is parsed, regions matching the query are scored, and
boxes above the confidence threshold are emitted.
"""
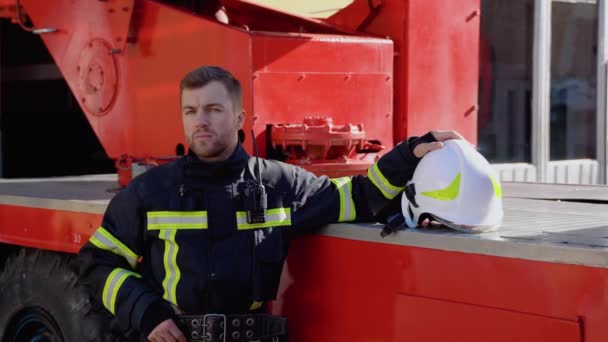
[177,313,287,342]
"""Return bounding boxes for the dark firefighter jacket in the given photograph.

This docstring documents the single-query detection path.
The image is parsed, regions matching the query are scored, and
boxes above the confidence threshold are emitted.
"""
[78,134,431,338]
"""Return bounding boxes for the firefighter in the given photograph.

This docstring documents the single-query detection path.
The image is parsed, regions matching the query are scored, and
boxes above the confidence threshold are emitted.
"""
[78,65,463,342]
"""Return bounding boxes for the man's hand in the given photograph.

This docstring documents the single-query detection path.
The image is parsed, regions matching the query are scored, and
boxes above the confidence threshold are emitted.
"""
[147,319,187,342]
[412,130,465,158]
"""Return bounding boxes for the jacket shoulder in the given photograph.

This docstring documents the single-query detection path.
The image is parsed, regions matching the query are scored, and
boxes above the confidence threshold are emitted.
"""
[256,158,298,188]
[128,158,181,198]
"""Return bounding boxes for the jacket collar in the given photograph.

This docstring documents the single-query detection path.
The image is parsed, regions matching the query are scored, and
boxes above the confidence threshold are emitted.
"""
[182,143,249,180]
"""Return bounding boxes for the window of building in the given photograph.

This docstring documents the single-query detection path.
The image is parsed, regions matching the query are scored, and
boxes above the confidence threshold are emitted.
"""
[478,0,534,163]
[550,0,598,160]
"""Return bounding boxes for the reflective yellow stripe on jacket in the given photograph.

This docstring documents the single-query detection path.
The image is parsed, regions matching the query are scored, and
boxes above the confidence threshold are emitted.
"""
[89,227,140,269]
[236,208,291,230]
[330,177,356,222]
[146,211,208,306]
[102,268,142,314]
[368,163,405,199]
[160,229,180,305]
[147,211,208,230]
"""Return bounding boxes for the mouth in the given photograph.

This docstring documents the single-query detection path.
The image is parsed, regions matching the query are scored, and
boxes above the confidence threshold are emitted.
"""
[193,132,213,140]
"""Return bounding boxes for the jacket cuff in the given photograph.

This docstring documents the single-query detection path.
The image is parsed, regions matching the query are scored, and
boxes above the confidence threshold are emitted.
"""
[406,132,437,158]
[139,300,176,338]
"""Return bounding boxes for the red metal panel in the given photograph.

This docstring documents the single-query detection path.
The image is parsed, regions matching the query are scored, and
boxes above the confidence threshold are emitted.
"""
[18,0,254,159]
[1,203,607,341]
[128,1,255,156]
[395,295,581,342]
[251,33,393,155]
[251,33,392,73]
[253,72,393,154]
[19,1,394,162]
[274,235,402,341]
[331,0,480,144]
[0,205,101,253]
[274,235,608,342]
[404,0,480,143]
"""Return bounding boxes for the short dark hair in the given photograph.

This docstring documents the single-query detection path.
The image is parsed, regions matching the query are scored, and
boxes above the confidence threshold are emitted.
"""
[180,66,242,110]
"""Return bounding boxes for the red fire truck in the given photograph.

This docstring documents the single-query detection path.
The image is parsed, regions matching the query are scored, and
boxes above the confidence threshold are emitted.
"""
[0,1,605,341]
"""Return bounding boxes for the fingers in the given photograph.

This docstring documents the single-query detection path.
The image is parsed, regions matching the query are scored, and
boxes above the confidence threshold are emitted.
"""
[413,141,443,158]
[148,334,168,342]
[148,319,185,342]
[166,320,187,342]
[148,330,172,342]
[430,130,465,142]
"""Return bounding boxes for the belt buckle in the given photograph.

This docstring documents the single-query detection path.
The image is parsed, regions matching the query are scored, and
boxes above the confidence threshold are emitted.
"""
[203,313,227,342]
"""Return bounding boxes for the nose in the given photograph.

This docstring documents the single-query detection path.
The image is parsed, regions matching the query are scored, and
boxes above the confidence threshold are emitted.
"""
[193,109,210,127]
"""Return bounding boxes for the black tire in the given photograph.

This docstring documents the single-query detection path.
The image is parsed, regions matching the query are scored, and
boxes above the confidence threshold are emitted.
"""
[0,248,118,342]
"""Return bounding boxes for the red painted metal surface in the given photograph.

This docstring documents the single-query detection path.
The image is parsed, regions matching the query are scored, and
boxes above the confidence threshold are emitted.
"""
[328,0,480,144]
[0,0,17,22]
[274,235,607,342]
[4,2,598,342]
[395,295,581,341]
[0,204,101,254]
[19,0,393,164]
[2,202,606,341]
[251,32,393,158]
[270,116,382,177]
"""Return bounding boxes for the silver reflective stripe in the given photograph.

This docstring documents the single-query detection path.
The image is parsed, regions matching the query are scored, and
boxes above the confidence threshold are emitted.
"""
[89,227,139,269]
[146,211,208,230]
[368,163,404,199]
[160,229,180,305]
[236,208,291,230]
[102,268,141,315]
[331,177,356,222]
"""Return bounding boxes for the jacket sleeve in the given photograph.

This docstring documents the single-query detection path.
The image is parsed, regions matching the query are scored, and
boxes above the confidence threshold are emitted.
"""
[77,182,174,336]
[290,135,429,232]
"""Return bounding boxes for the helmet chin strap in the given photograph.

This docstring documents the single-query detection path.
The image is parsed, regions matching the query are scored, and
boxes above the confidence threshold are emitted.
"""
[403,202,417,228]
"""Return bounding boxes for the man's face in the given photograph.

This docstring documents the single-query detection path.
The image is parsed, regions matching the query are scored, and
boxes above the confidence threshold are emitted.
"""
[181,81,244,161]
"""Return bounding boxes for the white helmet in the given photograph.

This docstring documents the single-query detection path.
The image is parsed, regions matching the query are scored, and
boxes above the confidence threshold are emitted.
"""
[401,139,503,233]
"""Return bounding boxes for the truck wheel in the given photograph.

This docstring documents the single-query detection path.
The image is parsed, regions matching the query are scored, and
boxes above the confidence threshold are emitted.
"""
[0,248,116,342]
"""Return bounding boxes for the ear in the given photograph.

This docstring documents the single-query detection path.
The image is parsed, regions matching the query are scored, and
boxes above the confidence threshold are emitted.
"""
[236,109,245,129]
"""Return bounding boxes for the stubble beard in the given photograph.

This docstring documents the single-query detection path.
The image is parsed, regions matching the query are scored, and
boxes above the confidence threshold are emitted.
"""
[188,132,234,160]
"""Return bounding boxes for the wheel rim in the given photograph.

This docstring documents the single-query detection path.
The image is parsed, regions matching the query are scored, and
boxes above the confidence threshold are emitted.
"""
[4,306,64,342]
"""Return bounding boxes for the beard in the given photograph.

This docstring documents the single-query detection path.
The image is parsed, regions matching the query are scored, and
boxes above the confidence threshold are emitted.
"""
[187,130,235,160]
